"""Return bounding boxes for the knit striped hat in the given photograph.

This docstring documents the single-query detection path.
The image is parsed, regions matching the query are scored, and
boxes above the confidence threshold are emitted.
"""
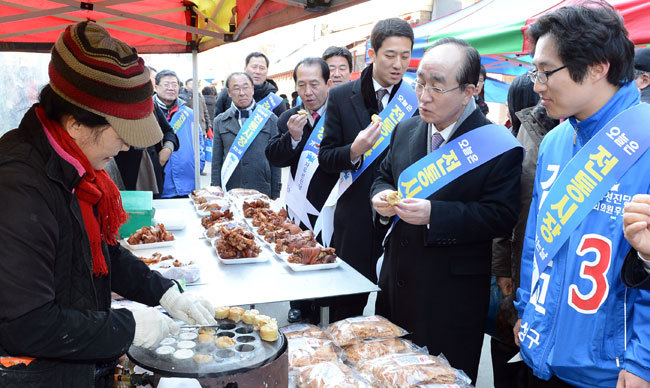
[49,21,162,148]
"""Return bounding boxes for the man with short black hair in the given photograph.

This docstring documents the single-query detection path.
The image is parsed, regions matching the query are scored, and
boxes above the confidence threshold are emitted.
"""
[213,52,287,119]
[322,46,353,87]
[266,57,338,324]
[514,4,650,387]
[318,18,415,322]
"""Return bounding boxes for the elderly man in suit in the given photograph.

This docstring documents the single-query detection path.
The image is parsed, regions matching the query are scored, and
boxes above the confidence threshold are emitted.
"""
[371,37,523,383]
[318,18,414,322]
[211,72,280,198]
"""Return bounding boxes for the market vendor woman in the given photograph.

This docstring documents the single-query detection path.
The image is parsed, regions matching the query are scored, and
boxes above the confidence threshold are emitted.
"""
[0,22,216,388]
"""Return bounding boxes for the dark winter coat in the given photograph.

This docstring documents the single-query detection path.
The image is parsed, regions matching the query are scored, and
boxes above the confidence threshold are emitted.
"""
[0,106,175,388]
[210,104,281,198]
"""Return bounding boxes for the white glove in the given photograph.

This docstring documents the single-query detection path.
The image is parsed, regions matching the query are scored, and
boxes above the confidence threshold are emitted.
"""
[131,307,179,348]
[159,286,217,325]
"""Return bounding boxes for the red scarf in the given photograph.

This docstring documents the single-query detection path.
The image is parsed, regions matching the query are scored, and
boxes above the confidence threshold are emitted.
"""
[36,107,128,277]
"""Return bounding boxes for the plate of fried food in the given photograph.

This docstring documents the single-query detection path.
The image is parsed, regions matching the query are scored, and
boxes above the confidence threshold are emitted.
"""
[123,224,175,250]
[212,226,269,264]
[285,245,341,271]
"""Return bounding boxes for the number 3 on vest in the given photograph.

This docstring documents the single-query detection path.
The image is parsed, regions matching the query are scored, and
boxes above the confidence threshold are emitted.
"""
[568,234,612,314]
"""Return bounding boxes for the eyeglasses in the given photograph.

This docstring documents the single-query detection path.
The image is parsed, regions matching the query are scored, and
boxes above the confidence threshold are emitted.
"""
[527,65,566,84]
[230,85,252,93]
[414,81,461,96]
[159,82,178,89]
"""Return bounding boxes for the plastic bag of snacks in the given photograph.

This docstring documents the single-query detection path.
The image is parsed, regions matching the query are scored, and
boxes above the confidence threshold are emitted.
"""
[281,324,327,339]
[288,337,342,368]
[293,361,373,388]
[326,315,407,347]
[343,337,421,365]
[356,352,472,388]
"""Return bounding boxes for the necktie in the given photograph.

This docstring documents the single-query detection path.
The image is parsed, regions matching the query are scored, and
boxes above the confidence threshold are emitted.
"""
[376,88,388,111]
[312,112,320,122]
[431,132,444,152]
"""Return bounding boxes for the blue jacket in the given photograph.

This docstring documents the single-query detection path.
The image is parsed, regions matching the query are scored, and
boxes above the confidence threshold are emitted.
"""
[515,82,650,387]
[161,99,197,198]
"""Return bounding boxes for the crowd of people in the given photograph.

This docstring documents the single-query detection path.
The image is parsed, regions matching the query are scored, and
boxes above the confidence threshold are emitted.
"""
[1,2,650,388]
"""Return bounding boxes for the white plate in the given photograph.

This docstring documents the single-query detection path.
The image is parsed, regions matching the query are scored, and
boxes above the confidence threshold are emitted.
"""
[212,238,270,264]
[284,256,342,271]
[122,238,175,250]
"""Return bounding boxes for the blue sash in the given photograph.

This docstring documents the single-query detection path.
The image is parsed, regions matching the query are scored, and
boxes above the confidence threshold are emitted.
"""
[314,81,418,246]
[258,93,283,112]
[162,105,195,197]
[285,111,327,230]
[397,124,521,201]
[220,105,273,186]
[534,103,650,275]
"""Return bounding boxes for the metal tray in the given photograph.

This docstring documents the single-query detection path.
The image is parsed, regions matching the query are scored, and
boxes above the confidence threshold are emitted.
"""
[127,319,285,378]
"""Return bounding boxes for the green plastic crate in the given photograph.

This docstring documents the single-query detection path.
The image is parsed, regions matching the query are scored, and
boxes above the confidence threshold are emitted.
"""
[118,191,155,239]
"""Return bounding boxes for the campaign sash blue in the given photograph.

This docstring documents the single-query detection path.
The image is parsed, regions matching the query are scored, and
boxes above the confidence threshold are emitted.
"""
[397,124,521,201]
[162,105,195,198]
[220,105,273,186]
[314,81,418,246]
[258,93,283,112]
[285,111,327,230]
[534,103,650,275]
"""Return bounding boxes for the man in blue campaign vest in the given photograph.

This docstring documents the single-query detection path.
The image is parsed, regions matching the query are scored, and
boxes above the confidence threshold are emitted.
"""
[318,18,415,322]
[211,72,280,198]
[154,70,199,198]
[370,37,523,384]
[514,4,650,388]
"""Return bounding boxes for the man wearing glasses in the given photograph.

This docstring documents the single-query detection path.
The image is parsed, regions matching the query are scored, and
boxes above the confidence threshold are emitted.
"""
[515,4,650,388]
[370,37,523,384]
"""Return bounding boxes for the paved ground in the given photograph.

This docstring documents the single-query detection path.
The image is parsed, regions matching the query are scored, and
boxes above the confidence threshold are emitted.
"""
[198,163,495,387]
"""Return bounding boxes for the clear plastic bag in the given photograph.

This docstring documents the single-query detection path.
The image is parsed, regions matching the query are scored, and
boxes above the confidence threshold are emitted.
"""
[281,324,327,339]
[326,315,408,347]
[343,337,421,365]
[288,337,342,368]
[356,352,472,388]
[294,361,373,388]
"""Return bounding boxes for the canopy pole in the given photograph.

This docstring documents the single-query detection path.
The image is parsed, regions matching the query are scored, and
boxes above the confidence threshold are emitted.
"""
[192,47,201,190]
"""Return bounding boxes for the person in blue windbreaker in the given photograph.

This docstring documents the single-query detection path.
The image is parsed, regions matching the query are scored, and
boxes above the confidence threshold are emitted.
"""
[154,70,202,198]
[515,3,650,388]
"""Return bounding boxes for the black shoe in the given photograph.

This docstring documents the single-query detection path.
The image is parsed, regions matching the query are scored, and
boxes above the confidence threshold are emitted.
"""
[287,308,302,323]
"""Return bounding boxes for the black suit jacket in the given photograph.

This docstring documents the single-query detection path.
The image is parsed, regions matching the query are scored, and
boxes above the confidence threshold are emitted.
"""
[370,109,523,383]
[318,65,401,282]
[265,105,338,233]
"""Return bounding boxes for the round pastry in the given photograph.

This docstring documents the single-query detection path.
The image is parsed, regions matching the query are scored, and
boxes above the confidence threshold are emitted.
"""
[253,314,272,330]
[215,336,235,348]
[155,345,175,355]
[179,332,198,340]
[371,114,382,123]
[177,340,196,349]
[297,109,309,116]
[198,327,216,335]
[228,307,244,323]
[386,191,401,206]
[214,306,230,319]
[173,348,194,360]
[193,353,213,364]
[198,333,214,344]
[260,322,279,342]
[159,337,176,346]
[242,309,260,325]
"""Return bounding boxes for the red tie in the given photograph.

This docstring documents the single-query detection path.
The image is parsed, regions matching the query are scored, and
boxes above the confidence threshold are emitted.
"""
[312,112,320,121]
